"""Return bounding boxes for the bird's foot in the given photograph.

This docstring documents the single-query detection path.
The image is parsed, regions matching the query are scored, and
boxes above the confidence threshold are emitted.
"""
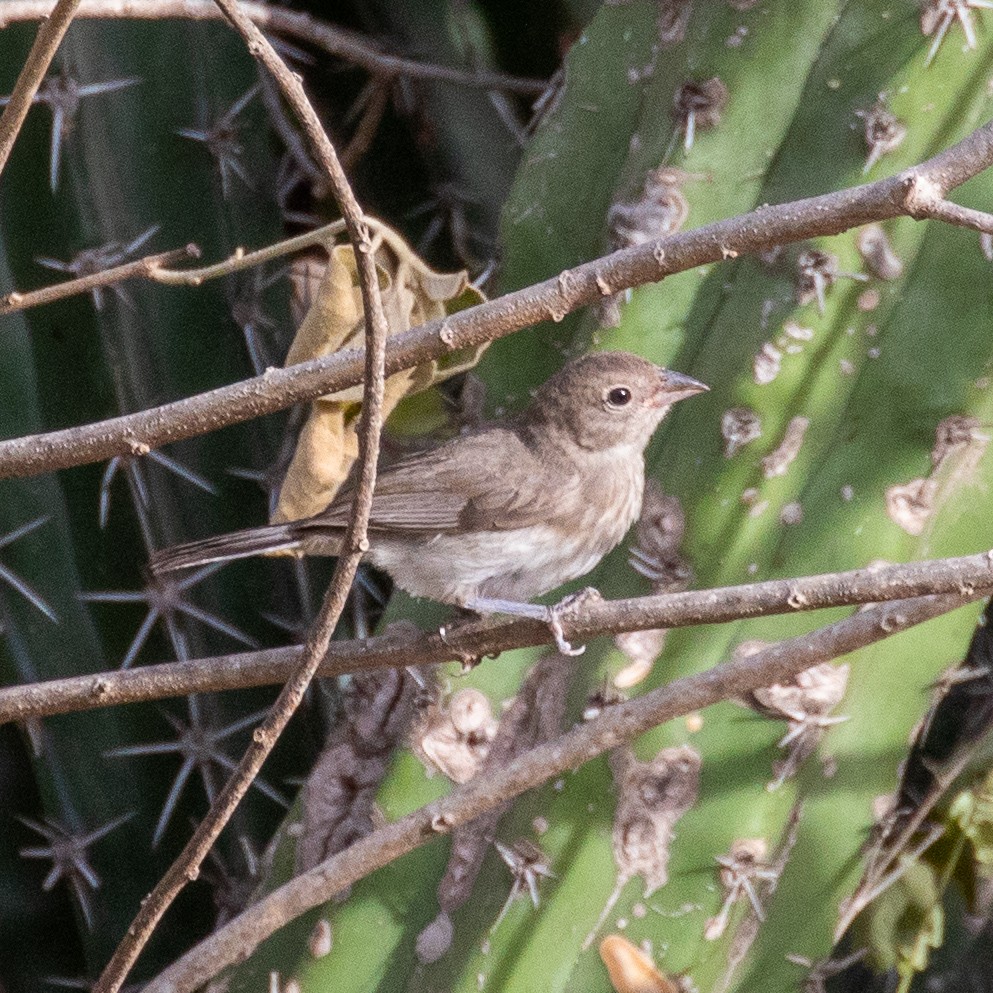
[545,606,584,657]
[464,591,602,658]
[546,587,602,656]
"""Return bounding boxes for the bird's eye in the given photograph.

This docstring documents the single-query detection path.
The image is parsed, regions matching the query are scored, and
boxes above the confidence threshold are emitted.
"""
[606,386,632,408]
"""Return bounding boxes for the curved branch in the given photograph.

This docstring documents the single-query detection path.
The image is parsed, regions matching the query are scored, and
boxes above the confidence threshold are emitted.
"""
[0,0,548,95]
[2,119,993,481]
[0,244,200,313]
[92,6,390,992]
[142,590,978,993]
[4,549,991,725]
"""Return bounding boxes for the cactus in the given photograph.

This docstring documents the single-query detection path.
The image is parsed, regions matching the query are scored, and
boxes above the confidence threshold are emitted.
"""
[219,4,993,993]
[3,2,993,993]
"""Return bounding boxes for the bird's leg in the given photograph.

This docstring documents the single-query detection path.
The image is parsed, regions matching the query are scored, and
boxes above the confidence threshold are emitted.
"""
[463,596,587,657]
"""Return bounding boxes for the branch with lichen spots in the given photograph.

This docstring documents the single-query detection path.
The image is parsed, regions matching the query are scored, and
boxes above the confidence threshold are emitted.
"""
[3,119,993,480]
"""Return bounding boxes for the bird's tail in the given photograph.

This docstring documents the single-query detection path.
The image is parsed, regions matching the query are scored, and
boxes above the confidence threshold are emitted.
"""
[150,523,303,574]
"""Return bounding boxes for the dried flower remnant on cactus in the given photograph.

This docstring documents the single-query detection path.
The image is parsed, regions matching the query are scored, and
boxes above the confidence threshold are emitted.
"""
[601,168,698,325]
[297,668,420,874]
[886,415,989,535]
[628,481,691,588]
[608,168,696,249]
[856,224,904,280]
[490,838,556,929]
[721,407,762,458]
[920,0,993,66]
[610,745,701,896]
[752,320,815,387]
[419,654,571,961]
[617,483,692,686]
[761,417,810,479]
[743,662,850,790]
[930,415,986,471]
[672,77,728,152]
[413,687,498,784]
[704,838,779,940]
[886,477,938,536]
[857,97,907,174]
[753,342,783,385]
[656,0,694,45]
[796,249,839,312]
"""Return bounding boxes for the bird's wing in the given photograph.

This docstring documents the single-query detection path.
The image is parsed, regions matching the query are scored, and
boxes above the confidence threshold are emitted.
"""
[299,427,563,534]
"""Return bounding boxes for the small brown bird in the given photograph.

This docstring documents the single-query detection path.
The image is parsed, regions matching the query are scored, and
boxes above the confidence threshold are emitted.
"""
[151,352,707,653]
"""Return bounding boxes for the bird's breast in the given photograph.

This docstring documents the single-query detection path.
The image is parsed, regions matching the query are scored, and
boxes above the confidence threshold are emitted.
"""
[368,448,645,605]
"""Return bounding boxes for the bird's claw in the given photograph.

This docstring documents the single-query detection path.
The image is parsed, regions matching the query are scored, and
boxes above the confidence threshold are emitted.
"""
[547,607,585,657]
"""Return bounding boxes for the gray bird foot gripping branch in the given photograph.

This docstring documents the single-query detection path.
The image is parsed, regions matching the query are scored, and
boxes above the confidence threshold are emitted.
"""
[465,588,602,657]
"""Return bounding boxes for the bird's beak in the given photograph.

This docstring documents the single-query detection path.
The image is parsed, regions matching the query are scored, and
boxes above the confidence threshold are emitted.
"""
[660,369,709,403]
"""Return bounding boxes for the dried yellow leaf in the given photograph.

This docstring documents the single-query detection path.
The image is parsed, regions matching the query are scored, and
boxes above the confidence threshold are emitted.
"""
[272,222,486,524]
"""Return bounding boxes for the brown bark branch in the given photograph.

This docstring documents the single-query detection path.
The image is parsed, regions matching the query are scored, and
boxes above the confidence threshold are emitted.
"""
[141,590,979,993]
[4,550,991,725]
[0,0,82,178]
[92,4,390,991]
[901,173,993,233]
[2,119,993,481]
[0,0,548,95]
[0,244,201,315]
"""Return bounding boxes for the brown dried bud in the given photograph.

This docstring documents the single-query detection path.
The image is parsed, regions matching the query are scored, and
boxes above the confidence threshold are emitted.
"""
[721,407,762,458]
[856,224,903,280]
[857,98,906,174]
[796,249,839,312]
[628,481,692,589]
[673,77,729,151]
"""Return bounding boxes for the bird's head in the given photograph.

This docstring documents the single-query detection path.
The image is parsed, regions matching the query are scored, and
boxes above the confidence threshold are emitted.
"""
[523,351,708,454]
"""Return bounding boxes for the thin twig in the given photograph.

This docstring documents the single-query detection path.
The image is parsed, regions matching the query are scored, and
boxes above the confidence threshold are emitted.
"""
[0,0,548,95]
[91,3,390,991]
[1,222,344,313]
[7,551,993,725]
[0,245,201,315]
[0,0,82,178]
[141,591,978,993]
[3,119,993,480]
